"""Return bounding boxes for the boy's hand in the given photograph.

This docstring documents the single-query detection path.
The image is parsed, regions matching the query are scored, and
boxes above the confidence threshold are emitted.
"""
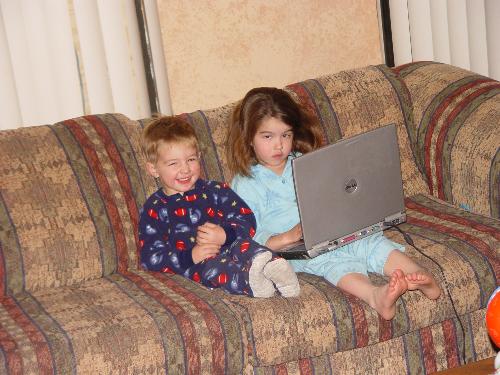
[196,222,226,246]
[192,243,220,264]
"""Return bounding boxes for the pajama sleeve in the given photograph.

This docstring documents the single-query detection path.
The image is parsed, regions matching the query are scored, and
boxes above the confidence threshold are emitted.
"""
[212,182,257,242]
[139,202,194,272]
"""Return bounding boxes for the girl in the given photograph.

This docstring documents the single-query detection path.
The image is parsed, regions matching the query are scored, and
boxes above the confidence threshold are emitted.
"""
[227,87,441,319]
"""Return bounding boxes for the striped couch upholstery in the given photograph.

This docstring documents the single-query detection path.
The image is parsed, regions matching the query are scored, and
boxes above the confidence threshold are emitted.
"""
[0,62,498,374]
[394,62,500,219]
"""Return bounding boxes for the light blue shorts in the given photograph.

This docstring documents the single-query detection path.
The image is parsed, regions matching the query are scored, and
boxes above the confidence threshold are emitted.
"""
[289,231,405,285]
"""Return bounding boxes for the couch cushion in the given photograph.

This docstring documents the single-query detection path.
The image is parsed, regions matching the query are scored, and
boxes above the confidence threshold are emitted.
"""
[0,270,250,374]
[176,65,430,198]
[218,194,498,366]
[0,114,155,294]
[396,61,500,218]
[247,310,494,374]
[1,194,497,371]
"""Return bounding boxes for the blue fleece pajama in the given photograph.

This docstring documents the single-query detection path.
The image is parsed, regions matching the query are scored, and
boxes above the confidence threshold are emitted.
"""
[139,179,276,296]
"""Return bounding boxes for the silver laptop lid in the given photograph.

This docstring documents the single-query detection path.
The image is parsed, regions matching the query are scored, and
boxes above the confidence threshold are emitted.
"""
[292,124,405,251]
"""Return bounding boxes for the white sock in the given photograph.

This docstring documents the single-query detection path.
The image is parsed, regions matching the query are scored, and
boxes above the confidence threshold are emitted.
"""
[263,258,300,297]
[248,251,276,298]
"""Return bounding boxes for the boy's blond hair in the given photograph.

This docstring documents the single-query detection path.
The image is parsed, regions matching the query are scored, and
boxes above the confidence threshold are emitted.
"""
[142,116,199,163]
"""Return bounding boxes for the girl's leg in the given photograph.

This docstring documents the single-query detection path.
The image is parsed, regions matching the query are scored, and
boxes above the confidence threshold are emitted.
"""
[321,235,406,319]
[383,250,441,300]
[337,270,408,320]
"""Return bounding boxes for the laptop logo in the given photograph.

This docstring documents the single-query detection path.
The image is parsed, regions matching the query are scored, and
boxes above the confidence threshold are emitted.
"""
[345,178,358,193]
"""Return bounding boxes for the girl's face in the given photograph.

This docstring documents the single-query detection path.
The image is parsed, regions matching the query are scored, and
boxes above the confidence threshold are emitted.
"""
[252,116,293,175]
[147,141,201,195]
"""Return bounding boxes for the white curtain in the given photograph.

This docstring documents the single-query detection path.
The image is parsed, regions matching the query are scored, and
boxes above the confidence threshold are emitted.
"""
[0,0,171,130]
[389,0,500,80]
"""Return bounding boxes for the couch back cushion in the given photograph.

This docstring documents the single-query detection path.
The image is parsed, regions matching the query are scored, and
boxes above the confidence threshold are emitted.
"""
[396,61,500,218]
[0,65,429,294]
[179,65,429,197]
[0,114,155,294]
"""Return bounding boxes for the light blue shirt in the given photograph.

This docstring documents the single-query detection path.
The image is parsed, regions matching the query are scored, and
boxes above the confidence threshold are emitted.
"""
[231,155,299,246]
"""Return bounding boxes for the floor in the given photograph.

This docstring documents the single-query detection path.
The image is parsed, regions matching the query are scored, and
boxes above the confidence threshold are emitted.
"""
[434,357,496,374]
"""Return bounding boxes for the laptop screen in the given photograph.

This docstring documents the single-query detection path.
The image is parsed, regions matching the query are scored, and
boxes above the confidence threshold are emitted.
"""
[292,124,405,251]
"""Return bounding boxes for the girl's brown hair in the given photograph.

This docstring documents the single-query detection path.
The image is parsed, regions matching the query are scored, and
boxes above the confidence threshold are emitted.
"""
[142,116,199,163]
[227,87,323,177]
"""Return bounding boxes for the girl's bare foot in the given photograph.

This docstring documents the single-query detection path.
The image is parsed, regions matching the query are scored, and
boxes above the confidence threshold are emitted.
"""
[405,270,441,300]
[372,269,408,320]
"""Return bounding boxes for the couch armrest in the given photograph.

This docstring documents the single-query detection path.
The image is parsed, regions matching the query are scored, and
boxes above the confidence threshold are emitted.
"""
[394,62,500,218]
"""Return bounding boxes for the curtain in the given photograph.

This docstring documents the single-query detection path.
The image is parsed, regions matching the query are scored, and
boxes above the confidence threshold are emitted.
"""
[389,0,500,80]
[0,0,171,130]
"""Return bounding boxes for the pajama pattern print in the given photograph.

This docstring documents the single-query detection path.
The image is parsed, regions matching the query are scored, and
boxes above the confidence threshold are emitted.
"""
[139,179,277,296]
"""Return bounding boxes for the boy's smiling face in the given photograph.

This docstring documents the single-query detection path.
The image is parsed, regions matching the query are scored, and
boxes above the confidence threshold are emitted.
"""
[147,140,201,196]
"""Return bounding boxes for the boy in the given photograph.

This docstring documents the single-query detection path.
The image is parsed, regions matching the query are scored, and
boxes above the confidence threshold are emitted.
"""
[139,116,300,297]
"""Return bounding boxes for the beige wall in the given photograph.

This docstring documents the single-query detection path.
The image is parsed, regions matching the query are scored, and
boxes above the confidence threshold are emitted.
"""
[157,0,382,114]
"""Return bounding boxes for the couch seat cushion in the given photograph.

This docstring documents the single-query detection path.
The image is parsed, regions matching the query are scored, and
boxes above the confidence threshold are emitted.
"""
[216,193,499,366]
[1,195,497,371]
[0,270,249,374]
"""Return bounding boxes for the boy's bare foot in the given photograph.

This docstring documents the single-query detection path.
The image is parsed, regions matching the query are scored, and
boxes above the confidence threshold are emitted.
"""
[405,270,441,300]
[372,269,408,320]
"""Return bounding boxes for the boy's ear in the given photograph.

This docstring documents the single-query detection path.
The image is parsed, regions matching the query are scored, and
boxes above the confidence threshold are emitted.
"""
[146,162,159,178]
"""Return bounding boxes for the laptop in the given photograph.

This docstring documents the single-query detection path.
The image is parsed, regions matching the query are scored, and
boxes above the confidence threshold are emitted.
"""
[276,123,406,259]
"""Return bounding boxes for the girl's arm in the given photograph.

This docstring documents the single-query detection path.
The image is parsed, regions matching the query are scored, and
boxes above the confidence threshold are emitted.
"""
[232,176,302,250]
[265,223,302,251]
[231,177,276,245]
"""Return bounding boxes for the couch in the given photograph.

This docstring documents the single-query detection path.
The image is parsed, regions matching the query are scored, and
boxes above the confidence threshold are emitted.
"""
[0,61,498,374]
